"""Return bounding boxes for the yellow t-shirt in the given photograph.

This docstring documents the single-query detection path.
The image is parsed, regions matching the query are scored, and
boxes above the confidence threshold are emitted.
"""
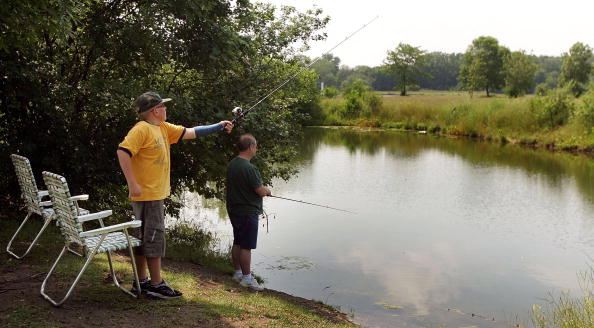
[118,121,186,201]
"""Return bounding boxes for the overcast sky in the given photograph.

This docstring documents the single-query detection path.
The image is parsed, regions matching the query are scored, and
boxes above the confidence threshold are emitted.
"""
[260,0,594,67]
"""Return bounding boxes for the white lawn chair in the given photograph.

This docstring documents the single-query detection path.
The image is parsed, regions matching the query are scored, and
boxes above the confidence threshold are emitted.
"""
[8,154,89,259]
[7,154,53,259]
[41,171,142,306]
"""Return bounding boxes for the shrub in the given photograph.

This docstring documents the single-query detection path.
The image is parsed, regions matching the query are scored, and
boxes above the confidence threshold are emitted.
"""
[362,92,382,117]
[530,88,575,128]
[573,86,594,129]
[322,87,339,98]
[166,223,232,273]
[342,80,370,118]
[535,83,550,96]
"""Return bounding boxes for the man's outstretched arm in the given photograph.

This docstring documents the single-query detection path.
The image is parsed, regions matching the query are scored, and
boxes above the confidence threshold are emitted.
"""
[182,121,233,140]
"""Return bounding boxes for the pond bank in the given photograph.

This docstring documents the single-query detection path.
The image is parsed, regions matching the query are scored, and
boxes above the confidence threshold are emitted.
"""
[0,215,357,328]
[316,91,594,158]
[310,124,594,158]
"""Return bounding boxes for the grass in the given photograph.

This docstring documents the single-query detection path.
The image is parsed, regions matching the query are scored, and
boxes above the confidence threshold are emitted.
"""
[532,270,594,328]
[0,214,356,328]
[317,90,594,153]
[165,221,234,274]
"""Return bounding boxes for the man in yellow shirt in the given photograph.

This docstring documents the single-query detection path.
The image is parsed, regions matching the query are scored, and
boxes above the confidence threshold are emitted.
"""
[117,92,232,299]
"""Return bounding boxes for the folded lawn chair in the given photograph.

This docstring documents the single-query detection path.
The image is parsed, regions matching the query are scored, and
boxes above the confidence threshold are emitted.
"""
[8,154,89,259]
[7,154,54,259]
[41,171,142,306]
[8,154,87,259]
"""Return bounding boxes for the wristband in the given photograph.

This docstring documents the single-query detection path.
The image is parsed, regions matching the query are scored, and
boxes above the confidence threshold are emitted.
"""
[194,123,224,137]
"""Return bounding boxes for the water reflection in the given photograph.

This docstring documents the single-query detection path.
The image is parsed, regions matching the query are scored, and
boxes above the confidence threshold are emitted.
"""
[181,127,594,328]
[302,127,594,204]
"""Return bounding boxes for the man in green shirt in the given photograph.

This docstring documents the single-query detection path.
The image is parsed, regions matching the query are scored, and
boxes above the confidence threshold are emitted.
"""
[226,133,271,291]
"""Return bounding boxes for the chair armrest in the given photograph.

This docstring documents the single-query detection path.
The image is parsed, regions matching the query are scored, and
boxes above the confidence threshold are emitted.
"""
[79,220,142,238]
[77,210,112,223]
[70,194,89,201]
[38,190,49,197]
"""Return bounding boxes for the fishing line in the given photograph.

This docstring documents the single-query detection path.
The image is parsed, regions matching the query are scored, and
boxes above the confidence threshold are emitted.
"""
[269,195,356,214]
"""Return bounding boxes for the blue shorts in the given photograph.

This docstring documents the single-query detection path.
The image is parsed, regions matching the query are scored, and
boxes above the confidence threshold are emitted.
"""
[229,214,259,249]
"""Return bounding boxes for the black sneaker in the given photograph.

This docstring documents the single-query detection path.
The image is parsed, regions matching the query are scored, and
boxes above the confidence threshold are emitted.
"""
[146,279,183,299]
[130,278,151,294]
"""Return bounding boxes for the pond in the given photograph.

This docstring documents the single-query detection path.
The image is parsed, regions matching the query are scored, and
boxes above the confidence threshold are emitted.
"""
[176,127,594,328]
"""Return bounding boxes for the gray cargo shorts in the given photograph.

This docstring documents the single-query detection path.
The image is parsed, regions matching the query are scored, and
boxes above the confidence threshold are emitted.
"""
[131,199,166,258]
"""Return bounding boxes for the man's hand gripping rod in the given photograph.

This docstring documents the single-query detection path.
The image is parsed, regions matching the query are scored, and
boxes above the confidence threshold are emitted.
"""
[230,16,379,123]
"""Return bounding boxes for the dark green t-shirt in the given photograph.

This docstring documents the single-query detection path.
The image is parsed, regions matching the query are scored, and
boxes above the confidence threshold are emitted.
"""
[226,157,263,215]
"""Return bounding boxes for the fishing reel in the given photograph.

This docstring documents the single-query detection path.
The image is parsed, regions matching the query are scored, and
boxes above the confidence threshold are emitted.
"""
[232,106,244,118]
[231,106,246,124]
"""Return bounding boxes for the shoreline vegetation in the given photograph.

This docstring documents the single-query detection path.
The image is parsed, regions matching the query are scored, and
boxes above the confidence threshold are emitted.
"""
[311,90,594,157]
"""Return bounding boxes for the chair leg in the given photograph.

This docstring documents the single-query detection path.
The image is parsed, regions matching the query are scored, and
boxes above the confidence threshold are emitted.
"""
[107,250,138,297]
[67,247,84,257]
[125,230,141,297]
[6,212,51,259]
[105,230,141,297]
[106,251,122,292]
[40,236,104,307]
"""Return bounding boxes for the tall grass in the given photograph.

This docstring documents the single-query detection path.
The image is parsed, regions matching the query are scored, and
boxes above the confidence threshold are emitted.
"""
[166,222,233,273]
[532,269,594,328]
[318,90,594,151]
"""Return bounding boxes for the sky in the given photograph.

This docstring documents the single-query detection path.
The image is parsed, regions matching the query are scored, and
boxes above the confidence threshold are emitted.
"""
[260,0,594,67]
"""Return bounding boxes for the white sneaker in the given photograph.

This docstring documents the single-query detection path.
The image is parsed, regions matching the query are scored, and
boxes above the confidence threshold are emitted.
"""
[240,276,264,291]
[232,271,243,282]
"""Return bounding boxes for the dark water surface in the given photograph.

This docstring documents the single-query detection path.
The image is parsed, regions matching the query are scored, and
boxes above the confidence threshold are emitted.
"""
[180,127,594,328]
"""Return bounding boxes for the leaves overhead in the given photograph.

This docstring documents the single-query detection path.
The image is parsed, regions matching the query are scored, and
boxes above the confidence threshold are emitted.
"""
[0,0,328,218]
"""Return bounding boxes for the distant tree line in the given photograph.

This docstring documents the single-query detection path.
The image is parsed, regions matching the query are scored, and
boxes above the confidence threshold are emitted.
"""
[312,37,593,98]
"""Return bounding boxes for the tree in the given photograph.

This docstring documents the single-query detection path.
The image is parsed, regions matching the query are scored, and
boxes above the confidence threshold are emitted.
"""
[559,42,593,97]
[417,52,463,90]
[459,36,507,97]
[534,56,562,91]
[311,53,340,88]
[0,0,328,218]
[370,66,395,91]
[503,51,537,97]
[339,65,374,90]
[383,43,429,96]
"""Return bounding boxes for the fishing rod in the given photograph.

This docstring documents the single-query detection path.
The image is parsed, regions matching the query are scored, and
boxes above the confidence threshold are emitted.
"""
[269,195,356,214]
[230,15,379,123]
